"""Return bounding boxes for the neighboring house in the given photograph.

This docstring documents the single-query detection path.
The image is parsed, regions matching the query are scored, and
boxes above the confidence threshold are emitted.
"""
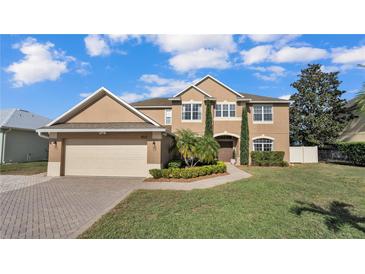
[37,75,290,177]
[0,109,50,164]
[338,98,365,142]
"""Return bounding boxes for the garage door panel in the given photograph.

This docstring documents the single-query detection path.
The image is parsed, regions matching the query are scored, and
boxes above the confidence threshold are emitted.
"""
[64,138,148,177]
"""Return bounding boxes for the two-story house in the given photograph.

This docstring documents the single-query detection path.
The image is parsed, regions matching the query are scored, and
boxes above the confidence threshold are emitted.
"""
[37,75,290,177]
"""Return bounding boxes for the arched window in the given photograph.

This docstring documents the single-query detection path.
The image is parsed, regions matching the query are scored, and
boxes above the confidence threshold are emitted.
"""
[253,138,273,151]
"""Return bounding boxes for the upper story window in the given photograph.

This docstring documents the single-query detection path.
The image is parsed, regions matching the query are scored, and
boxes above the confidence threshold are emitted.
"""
[253,105,273,122]
[165,109,172,125]
[182,103,201,121]
[216,103,236,118]
[253,138,273,151]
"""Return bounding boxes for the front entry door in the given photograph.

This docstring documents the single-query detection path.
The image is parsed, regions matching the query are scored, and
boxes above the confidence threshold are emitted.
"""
[218,140,233,162]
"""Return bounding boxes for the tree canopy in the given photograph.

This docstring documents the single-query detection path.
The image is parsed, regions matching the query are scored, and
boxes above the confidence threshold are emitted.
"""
[289,64,351,146]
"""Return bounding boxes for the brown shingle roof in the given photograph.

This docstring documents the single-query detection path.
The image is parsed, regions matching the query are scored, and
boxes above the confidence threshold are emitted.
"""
[239,92,289,102]
[132,98,171,107]
[132,92,288,107]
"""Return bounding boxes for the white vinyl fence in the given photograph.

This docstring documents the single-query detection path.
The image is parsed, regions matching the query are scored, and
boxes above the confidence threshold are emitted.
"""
[290,146,318,163]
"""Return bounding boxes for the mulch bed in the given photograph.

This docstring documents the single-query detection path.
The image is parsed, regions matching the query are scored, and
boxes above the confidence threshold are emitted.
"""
[144,172,229,183]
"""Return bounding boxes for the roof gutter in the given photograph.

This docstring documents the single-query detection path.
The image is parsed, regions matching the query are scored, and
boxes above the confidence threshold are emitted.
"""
[37,131,49,139]
[36,128,166,133]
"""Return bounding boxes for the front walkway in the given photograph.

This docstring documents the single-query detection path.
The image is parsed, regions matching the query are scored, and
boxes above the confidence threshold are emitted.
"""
[0,164,250,239]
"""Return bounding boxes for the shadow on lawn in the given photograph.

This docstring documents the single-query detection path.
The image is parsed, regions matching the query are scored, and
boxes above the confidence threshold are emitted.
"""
[291,200,365,234]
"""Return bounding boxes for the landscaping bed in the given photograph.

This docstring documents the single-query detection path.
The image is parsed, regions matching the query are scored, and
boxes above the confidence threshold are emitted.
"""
[149,161,227,180]
[144,172,229,183]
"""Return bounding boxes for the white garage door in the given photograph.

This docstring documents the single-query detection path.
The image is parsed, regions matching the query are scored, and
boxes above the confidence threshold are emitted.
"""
[64,138,148,177]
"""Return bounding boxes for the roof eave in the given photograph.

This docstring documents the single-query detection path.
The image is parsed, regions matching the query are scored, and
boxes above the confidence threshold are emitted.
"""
[36,128,166,133]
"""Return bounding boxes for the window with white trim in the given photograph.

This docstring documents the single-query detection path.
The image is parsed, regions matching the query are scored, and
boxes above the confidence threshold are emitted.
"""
[253,105,273,122]
[216,103,236,118]
[165,109,172,125]
[253,138,273,151]
[182,103,201,121]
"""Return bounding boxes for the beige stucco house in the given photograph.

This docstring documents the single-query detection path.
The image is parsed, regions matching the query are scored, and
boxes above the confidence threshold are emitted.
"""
[37,75,290,177]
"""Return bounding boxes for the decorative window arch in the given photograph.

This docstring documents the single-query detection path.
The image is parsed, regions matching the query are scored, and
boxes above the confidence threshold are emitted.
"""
[253,138,274,151]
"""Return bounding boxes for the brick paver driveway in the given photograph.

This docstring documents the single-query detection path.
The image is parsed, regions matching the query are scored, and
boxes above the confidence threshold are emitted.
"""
[0,176,143,239]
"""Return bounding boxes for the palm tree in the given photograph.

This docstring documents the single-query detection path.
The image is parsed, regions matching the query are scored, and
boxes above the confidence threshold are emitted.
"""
[175,129,199,167]
[175,129,220,167]
[354,83,365,113]
[196,136,220,164]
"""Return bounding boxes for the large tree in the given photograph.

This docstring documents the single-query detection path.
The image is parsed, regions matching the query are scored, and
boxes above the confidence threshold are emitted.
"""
[289,64,351,146]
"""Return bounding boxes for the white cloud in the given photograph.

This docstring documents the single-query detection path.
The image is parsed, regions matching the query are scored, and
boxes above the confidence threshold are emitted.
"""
[279,94,291,100]
[84,35,111,56]
[140,74,170,85]
[148,35,236,72]
[75,61,91,75]
[331,46,365,65]
[107,34,142,44]
[149,35,236,53]
[169,49,230,72]
[271,46,328,63]
[248,35,284,43]
[240,45,273,65]
[80,92,92,98]
[252,65,286,81]
[120,92,146,102]
[241,45,328,65]
[6,37,70,87]
[140,74,192,97]
[247,35,301,47]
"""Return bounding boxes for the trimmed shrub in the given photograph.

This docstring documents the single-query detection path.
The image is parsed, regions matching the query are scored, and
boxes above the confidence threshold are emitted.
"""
[161,169,171,178]
[167,159,183,169]
[149,162,227,180]
[251,151,286,166]
[169,168,181,179]
[337,142,365,166]
[149,169,162,179]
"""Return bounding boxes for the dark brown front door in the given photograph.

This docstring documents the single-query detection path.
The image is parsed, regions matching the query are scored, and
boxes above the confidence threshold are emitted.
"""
[217,140,233,162]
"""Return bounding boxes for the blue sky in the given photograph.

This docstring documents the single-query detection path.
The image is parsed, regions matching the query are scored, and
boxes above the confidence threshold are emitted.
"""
[1,34,364,119]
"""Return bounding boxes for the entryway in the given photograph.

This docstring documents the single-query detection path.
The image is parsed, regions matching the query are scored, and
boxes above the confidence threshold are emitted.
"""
[215,135,238,162]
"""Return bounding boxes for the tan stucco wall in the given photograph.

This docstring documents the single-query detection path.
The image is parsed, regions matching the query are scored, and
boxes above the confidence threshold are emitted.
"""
[138,108,168,125]
[172,87,206,134]
[196,77,238,101]
[47,131,164,176]
[247,103,290,162]
[66,95,144,123]
[171,79,290,162]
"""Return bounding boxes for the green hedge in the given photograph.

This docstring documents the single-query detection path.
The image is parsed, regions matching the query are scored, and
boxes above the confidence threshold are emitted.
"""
[149,161,227,179]
[337,142,365,166]
[251,151,288,167]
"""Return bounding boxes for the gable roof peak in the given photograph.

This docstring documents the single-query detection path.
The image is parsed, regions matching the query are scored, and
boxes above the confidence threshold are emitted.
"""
[194,75,244,98]
[47,86,161,127]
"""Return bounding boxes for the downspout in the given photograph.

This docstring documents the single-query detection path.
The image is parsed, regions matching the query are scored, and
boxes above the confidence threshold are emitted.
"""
[1,128,12,164]
[37,131,49,139]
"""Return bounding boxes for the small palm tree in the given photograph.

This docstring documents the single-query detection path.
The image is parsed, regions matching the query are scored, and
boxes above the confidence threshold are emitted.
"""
[175,129,199,167]
[354,83,365,113]
[196,136,220,164]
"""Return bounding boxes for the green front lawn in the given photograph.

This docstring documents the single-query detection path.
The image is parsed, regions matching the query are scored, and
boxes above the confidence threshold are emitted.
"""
[79,164,365,239]
[0,161,47,175]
